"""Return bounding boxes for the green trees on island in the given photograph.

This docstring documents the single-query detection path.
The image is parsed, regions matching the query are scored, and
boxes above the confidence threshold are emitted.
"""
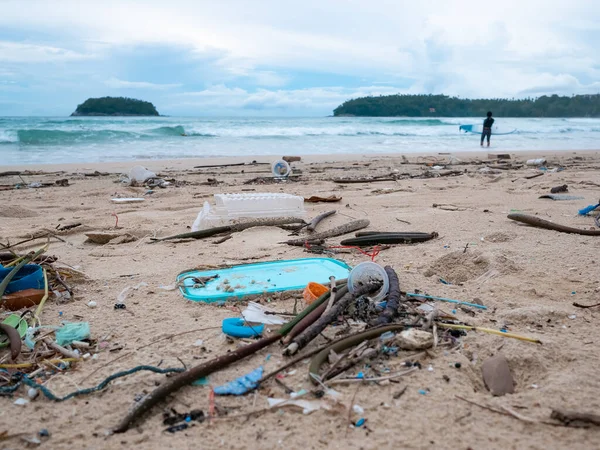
[72,97,159,116]
[333,94,600,117]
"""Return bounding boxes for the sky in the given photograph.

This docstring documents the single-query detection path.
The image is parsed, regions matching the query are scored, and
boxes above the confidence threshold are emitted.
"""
[1,0,599,116]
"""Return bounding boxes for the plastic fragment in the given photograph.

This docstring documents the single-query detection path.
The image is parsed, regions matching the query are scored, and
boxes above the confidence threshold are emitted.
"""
[213,366,263,395]
[55,322,90,346]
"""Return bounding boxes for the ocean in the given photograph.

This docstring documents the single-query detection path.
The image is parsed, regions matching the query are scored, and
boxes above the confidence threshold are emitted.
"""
[1,116,600,166]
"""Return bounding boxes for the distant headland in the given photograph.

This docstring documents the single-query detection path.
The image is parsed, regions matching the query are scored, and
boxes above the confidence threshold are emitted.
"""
[333,94,600,117]
[71,96,159,116]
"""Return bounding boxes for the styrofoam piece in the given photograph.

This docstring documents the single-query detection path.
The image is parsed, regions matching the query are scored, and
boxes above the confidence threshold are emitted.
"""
[192,193,305,231]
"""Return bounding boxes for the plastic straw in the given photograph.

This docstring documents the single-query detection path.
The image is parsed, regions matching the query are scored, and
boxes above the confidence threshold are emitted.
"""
[406,293,487,310]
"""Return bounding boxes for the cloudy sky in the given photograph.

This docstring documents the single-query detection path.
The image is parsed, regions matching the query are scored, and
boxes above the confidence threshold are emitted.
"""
[1,0,598,116]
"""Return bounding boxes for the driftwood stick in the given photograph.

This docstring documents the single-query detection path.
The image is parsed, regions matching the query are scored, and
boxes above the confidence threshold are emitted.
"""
[508,213,600,236]
[375,266,401,325]
[114,334,280,433]
[323,276,338,314]
[152,218,305,242]
[550,409,600,428]
[307,210,336,232]
[573,302,600,309]
[283,219,370,246]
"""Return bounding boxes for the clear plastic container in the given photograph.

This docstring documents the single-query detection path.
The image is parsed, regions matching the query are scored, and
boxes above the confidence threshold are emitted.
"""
[347,262,390,302]
[192,193,306,231]
[271,160,291,177]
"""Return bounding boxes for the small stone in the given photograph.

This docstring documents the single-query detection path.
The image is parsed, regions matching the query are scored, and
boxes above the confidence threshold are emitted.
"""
[27,388,39,399]
[87,301,97,308]
[397,329,434,350]
[482,354,514,396]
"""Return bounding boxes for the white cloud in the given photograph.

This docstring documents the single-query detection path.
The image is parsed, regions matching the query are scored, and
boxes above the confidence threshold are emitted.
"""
[0,41,93,63]
[104,77,181,90]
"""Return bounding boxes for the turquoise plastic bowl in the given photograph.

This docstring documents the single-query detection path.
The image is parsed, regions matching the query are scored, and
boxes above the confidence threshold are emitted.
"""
[0,264,44,294]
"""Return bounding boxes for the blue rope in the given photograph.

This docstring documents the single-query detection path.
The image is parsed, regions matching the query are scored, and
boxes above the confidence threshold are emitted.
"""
[1,365,184,401]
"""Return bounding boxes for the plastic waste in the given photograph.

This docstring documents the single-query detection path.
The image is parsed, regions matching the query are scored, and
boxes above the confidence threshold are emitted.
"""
[192,193,305,231]
[242,302,288,325]
[267,398,331,415]
[128,166,156,185]
[526,158,546,166]
[222,318,264,338]
[55,322,90,346]
[302,282,329,305]
[271,159,292,177]
[0,264,44,294]
[213,366,263,395]
[347,262,390,303]
[578,202,600,216]
[116,282,148,304]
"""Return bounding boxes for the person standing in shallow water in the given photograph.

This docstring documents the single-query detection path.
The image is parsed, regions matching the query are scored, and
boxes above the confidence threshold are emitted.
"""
[481,111,494,147]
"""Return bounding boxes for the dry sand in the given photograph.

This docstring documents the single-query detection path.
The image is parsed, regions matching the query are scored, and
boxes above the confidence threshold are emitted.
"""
[1,150,600,449]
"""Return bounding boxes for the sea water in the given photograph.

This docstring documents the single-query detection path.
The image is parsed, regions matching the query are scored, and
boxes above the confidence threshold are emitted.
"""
[1,116,599,165]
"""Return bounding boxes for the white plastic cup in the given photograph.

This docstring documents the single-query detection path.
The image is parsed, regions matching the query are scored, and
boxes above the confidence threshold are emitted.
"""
[347,262,390,303]
[271,159,291,177]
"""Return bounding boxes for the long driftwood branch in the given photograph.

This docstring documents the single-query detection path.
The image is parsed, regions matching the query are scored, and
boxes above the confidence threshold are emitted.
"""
[152,217,306,242]
[507,213,600,236]
[550,409,600,428]
[307,210,336,232]
[283,219,370,246]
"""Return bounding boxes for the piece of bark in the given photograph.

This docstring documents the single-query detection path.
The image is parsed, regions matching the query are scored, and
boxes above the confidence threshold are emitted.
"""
[304,196,342,203]
[283,219,369,246]
[508,213,600,236]
[283,156,301,163]
[375,266,400,325]
[482,354,514,396]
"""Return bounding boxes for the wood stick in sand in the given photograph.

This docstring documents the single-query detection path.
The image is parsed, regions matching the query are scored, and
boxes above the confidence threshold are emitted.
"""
[283,219,370,246]
[507,213,600,236]
[152,217,305,242]
[307,210,336,232]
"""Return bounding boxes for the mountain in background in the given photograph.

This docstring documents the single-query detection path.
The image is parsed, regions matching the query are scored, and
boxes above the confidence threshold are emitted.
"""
[333,94,600,117]
[71,97,159,116]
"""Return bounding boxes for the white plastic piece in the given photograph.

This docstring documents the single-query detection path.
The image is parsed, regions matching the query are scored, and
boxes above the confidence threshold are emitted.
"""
[242,302,288,325]
[116,282,148,304]
[27,388,39,399]
[347,262,390,303]
[271,159,292,177]
[14,398,28,406]
[192,193,306,231]
[526,158,546,166]
[267,398,330,415]
[87,301,97,308]
[129,166,156,185]
[111,198,145,203]
[352,404,365,415]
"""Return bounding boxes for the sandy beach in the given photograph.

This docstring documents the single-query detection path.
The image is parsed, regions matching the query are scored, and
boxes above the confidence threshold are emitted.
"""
[1,150,600,449]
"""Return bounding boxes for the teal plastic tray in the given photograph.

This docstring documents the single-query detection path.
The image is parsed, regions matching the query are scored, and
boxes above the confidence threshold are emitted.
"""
[177,258,351,303]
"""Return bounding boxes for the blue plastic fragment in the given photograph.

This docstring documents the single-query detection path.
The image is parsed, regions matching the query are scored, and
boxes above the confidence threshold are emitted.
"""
[192,376,209,386]
[214,366,264,395]
[55,322,90,346]
[355,418,366,427]
[418,389,427,395]
[356,372,364,379]
[222,318,264,338]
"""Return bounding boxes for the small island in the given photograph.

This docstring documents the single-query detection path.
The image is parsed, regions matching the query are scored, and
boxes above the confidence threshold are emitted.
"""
[71,96,159,116]
[333,94,600,117]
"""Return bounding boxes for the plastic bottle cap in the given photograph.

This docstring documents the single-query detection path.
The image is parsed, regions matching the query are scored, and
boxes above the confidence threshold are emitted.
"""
[271,160,291,178]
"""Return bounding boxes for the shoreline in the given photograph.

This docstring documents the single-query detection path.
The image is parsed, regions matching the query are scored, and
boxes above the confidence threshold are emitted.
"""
[5,148,600,172]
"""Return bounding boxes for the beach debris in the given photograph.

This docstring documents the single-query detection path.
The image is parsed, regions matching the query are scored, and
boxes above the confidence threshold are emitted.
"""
[85,232,137,245]
[242,302,288,325]
[213,366,264,395]
[550,409,600,428]
[507,213,600,236]
[578,201,600,216]
[283,156,302,163]
[347,262,389,303]
[375,266,400,325]
[267,397,330,415]
[221,318,264,338]
[111,197,145,204]
[128,166,156,186]
[192,193,305,231]
[55,322,90,346]
[396,329,434,350]
[481,354,514,396]
[550,184,568,193]
[154,217,305,243]
[304,195,342,203]
[271,159,292,177]
[0,322,21,360]
[407,293,487,310]
[340,231,438,246]
[1,288,45,311]
[526,158,547,166]
[283,219,370,246]
[538,194,584,201]
[436,323,541,344]
[306,210,336,232]
[333,175,397,184]
[303,282,329,305]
